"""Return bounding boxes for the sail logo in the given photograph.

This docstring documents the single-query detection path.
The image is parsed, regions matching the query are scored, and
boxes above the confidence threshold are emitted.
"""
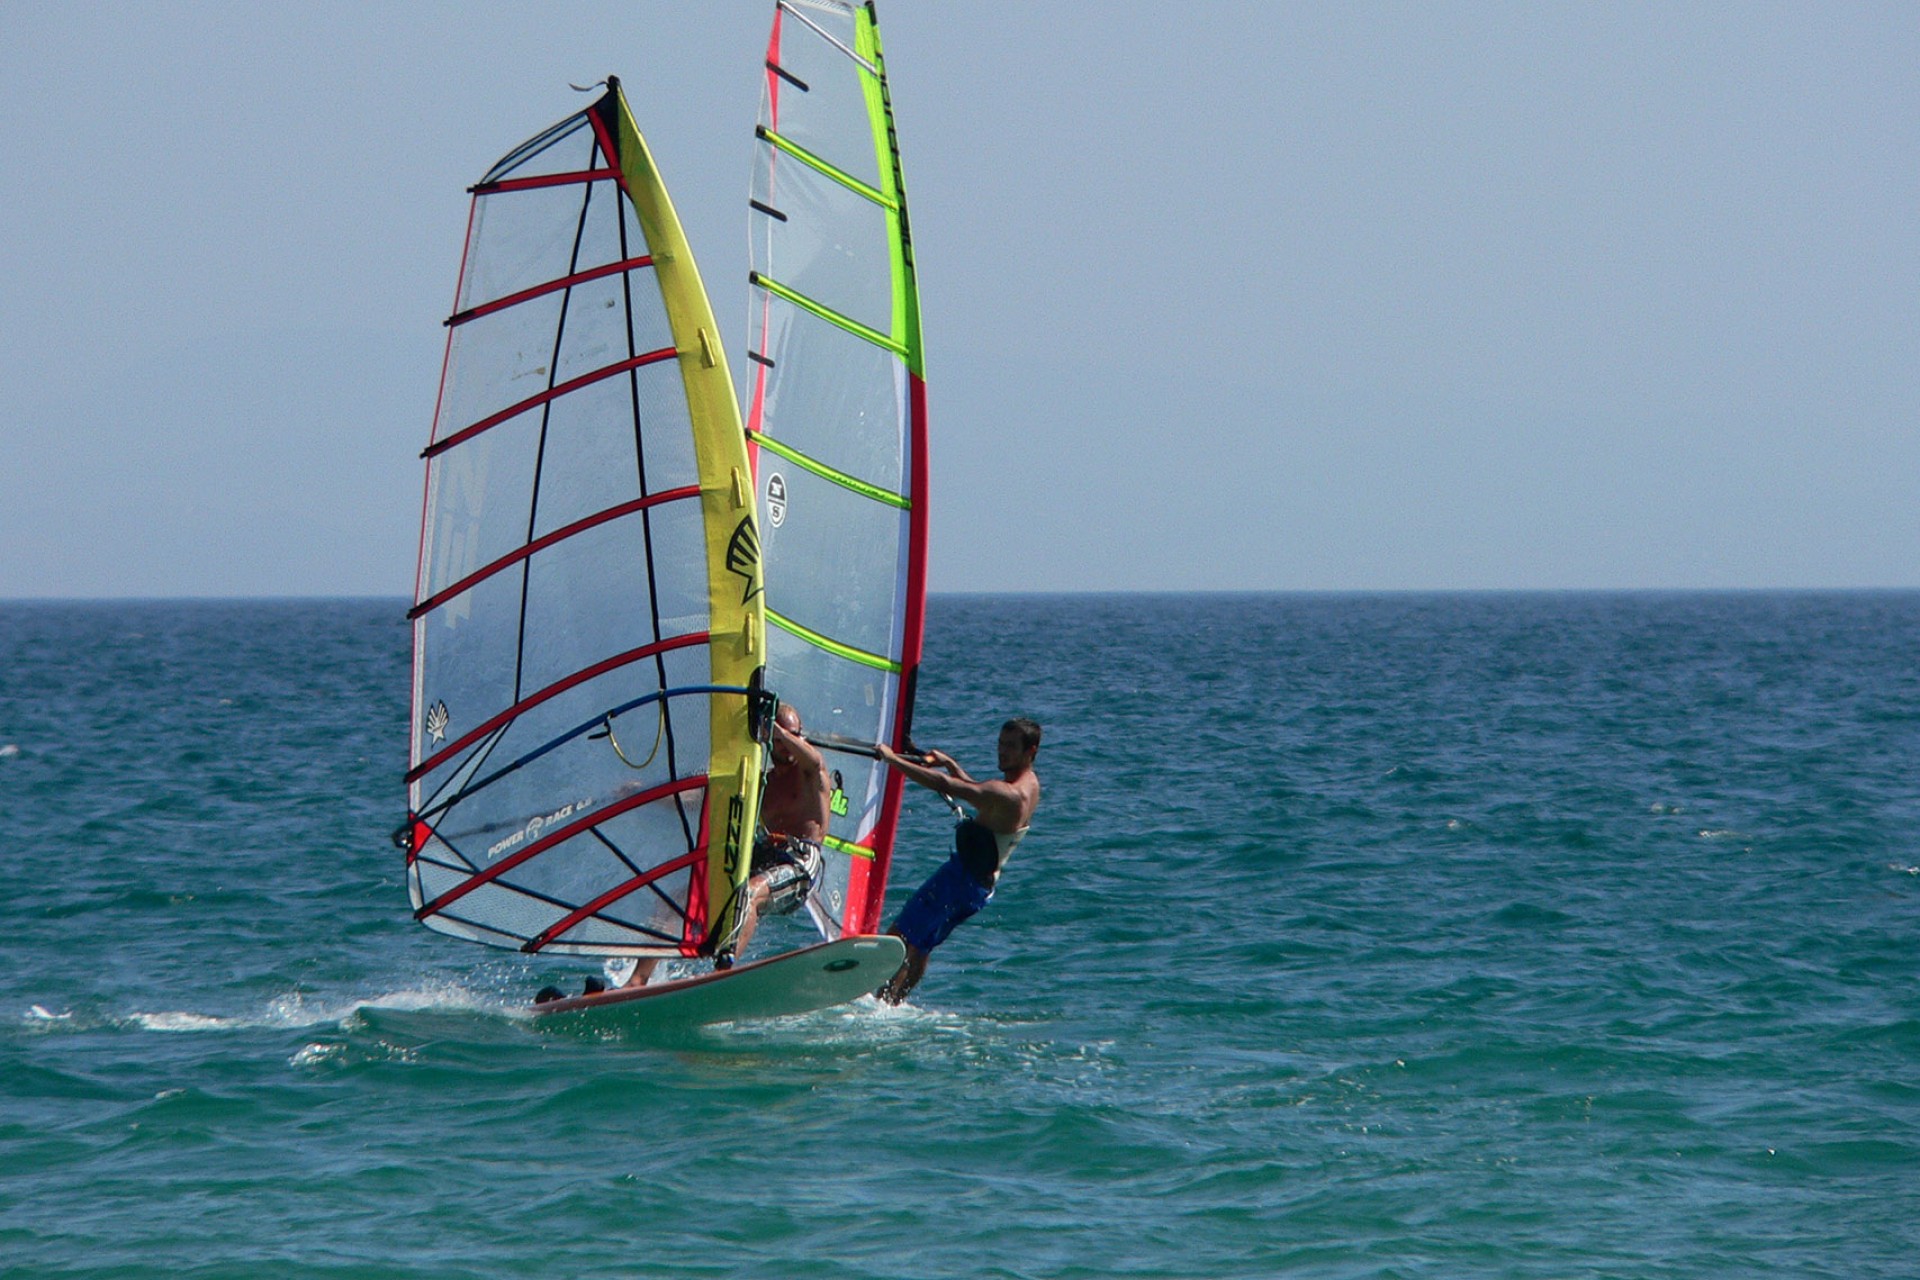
[766,473,787,528]
[425,700,450,743]
[485,797,592,861]
[726,516,763,604]
[723,793,746,878]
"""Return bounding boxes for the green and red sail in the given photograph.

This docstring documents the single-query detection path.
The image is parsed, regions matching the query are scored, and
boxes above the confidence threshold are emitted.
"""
[745,1,928,938]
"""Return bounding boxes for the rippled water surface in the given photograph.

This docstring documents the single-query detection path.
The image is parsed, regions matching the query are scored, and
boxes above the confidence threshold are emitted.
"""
[2,594,1916,1278]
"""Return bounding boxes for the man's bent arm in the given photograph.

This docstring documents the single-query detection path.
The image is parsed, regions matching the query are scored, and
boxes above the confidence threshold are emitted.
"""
[878,745,1023,826]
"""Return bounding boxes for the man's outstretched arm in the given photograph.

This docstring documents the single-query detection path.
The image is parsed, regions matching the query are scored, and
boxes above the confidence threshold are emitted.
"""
[877,744,1023,823]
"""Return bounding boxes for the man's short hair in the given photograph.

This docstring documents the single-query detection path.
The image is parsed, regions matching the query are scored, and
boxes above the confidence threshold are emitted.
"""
[1002,717,1042,754]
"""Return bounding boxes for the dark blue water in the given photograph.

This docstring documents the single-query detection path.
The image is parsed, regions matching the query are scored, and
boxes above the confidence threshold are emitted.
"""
[2,594,1915,1278]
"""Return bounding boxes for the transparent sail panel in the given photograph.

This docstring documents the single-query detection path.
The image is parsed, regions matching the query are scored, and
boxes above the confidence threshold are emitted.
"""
[748,0,924,937]
[764,2,882,193]
[751,135,894,336]
[749,294,909,491]
[410,88,753,957]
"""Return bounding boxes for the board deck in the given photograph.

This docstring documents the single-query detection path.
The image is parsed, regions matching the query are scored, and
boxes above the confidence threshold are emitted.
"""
[530,935,905,1026]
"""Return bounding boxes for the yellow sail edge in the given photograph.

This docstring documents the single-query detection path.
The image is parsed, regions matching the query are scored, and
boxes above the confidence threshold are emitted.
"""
[605,83,764,956]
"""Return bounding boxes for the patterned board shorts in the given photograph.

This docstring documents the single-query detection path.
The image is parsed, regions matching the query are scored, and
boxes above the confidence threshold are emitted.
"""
[751,834,824,915]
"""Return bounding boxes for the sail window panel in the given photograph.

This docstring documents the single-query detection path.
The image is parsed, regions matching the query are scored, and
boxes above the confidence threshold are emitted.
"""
[415,640,714,846]
[482,643,716,802]
[413,859,483,917]
[752,140,894,338]
[505,809,693,915]
[479,112,596,187]
[416,566,532,747]
[550,914,686,951]
[752,297,908,493]
[500,659,707,802]
[434,296,568,449]
[410,830,475,878]
[629,352,702,496]
[549,272,632,394]
[517,507,710,697]
[418,416,544,604]
[460,179,625,321]
[549,270,675,389]
[429,762,596,873]
[764,6,882,193]
[761,462,908,661]
[765,631,899,753]
[525,375,644,545]
[766,631,898,837]
[444,879,568,948]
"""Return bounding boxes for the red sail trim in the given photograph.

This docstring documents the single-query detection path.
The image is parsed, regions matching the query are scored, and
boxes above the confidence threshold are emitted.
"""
[742,8,781,485]
[407,629,711,783]
[424,347,677,459]
[419,193,479,604]
[409,485,700,621]
[585,98,621,177]
[521,848,705,953]
[411,194,480,755]
[415,775,708,919]
[767,8,786,117]
[472,167,619,194]
[448,255,655,328]
[686,799,713,951]
[405,817,437,867]
[853,369,930,934]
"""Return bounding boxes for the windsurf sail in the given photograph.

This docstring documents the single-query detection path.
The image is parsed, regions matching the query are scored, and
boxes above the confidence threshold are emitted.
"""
[405,79,767,962]
[746,0,928,937]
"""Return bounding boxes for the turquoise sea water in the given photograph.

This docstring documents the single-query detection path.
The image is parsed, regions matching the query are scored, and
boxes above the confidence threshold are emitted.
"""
[1,593,1916,1278]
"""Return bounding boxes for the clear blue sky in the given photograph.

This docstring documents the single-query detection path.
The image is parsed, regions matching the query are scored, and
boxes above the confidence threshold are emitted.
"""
[3,2,1915,597]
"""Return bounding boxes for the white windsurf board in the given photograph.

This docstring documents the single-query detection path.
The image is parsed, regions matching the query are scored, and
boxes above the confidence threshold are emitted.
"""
[530,935,904,1027]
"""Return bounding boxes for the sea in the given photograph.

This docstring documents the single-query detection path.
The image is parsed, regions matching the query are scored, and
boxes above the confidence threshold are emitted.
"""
[0,592,1915,1279]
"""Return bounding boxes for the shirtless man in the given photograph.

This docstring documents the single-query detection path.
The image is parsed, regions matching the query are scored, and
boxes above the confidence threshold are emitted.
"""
[875,718,1042,1005]
[724,702,832,962]
[617,702,829,987]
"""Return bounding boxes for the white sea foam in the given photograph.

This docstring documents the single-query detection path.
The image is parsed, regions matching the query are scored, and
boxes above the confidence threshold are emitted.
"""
[126,980,515,1035]
[289,1042,344,1067]
[0,744,20,758]
[132,1011,232,1032]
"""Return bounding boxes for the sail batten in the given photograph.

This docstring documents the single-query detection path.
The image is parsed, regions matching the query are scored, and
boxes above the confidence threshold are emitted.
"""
[754,433,908,507]
[751,272,908,355]
[767,608,901,673]
[755,127,897,208]
[448,255,655,327]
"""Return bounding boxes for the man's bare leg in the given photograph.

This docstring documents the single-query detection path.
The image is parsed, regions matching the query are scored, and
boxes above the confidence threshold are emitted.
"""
[616,958,660,990]
[878,935,928,1005]
[729,877,772,960]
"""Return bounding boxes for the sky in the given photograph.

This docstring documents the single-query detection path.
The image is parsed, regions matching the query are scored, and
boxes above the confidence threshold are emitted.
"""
[2,1,1915,597]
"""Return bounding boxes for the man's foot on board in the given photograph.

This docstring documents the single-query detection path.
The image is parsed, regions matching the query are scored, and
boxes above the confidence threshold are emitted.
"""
[534,986,564,1005]
[582,976,607,995]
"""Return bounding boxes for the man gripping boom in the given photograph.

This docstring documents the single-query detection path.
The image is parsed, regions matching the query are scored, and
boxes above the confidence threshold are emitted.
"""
[874,718,1042,1005]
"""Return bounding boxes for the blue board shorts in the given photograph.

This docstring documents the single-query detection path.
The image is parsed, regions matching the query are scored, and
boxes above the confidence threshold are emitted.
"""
[891,854,993,954]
